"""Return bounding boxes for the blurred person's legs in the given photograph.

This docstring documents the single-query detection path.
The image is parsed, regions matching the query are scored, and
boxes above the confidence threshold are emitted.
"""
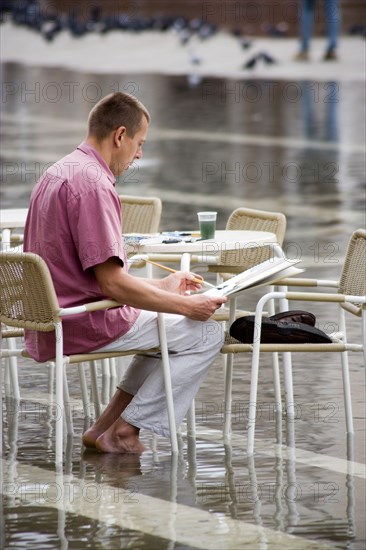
[323,0,340,60]
[295,0,339,60]
[296,0,315,60]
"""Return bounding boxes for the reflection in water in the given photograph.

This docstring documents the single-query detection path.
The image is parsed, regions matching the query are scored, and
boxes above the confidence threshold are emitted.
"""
[1,391,362,549]
[301,81,339,142]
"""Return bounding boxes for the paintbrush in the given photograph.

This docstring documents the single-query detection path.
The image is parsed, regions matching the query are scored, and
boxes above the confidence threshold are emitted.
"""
[144,259,215,288]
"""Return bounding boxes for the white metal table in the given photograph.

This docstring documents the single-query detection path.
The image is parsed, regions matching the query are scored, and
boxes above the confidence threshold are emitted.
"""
[0,208,28,250]
[132,229,279,271]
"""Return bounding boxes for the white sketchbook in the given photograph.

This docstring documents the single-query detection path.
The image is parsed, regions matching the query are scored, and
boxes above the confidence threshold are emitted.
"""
[204,257,304,297]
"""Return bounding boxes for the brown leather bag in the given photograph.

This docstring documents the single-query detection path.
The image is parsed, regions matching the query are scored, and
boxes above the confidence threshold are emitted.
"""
[230,311,332,344]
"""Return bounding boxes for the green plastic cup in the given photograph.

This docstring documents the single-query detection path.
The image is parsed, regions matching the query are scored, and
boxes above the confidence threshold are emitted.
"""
[197,211,217,240]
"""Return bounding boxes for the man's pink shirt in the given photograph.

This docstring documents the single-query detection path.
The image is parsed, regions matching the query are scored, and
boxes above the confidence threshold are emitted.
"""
[23,142,140,361]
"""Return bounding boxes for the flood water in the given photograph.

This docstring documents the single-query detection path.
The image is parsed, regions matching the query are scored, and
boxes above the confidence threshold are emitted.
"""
[1,62,365,549]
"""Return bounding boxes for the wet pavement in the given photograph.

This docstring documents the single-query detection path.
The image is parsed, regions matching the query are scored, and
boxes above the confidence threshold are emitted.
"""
[1,59,365,549]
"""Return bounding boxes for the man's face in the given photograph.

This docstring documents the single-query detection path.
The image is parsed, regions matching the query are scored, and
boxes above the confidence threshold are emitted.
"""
[113,116,148,176]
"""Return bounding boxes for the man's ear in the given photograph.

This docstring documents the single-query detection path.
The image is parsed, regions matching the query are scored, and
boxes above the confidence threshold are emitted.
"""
[114,126,127,147]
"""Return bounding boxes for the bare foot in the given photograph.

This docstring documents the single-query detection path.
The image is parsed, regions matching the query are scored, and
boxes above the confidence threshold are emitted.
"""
[95,418,146,454]
[82,428,100,449]
[82,389,134,449]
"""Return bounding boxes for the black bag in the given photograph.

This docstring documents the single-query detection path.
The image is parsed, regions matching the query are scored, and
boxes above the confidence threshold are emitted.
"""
[230,312,332,344]
[268,310,316,326]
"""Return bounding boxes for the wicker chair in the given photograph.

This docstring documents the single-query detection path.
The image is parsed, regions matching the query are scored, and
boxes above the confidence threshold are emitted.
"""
[120,194,162,234]
[207,207,287,323]
[0,252,179,465]
[120,194,162,273]
[221,228,366,455]
[209,207,287,277]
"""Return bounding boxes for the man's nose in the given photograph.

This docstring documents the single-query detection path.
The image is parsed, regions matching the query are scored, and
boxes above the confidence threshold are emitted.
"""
[135,149,142,160]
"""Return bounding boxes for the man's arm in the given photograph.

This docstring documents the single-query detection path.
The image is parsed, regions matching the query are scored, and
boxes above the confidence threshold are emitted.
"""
[93,258,226,321]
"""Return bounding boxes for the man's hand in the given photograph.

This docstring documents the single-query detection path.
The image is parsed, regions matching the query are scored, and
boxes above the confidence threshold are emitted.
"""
[94,258,226,320]
[183,294,227,321]
[159,271,203,295]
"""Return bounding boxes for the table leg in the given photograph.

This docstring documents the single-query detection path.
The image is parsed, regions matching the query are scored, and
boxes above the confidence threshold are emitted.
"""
[179,252,191,272]
[1,228,11,251]
[179,253,196,437]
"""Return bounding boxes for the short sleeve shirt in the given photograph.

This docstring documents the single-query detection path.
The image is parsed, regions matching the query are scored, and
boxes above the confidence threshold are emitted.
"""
[23,141,140,362]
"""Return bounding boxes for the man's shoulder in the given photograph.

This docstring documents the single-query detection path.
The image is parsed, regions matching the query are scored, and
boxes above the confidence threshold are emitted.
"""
[48,148,91,180]
[45,148,113,198]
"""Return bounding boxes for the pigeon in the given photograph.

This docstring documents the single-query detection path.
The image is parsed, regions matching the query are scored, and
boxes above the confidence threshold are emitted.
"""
[258,52,276,64]
[239,37,252,50]
[179,29,192,46]
[242,55,258,69]
[189,49,202,65]
[243,52,277,69]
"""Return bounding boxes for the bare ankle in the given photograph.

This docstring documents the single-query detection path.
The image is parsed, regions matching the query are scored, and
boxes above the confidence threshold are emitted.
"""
[95,419,145,454]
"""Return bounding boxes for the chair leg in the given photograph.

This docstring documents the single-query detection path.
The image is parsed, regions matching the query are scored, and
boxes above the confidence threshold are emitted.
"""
[339,309,354,434]
[8,338,20,400]
[186,405,196,438]
[282,352,295,419]
[89,361,101,418]
[101,358,110,378]
[101,358,112,398]
[277,288,295,419]
[247,342,261,456]
[271,353,282,415]
[109,357,117,378]
[49,360,73,434]
[62,364,74,435]
[101,374,110,407]
[54,322,64,465]
[222,296,238,438]
[77,364,91,418]
[338,308,354,434]
[180,252,196,439]
[268,288,282,415]
[109,358,117,400]
[340,351,354,434]
[282,351,296,449]
[223,353,234,438]
[247,295,276,455]
[47,360,55,393]
[46,362,55,445]
[4,357,11,397]
[157,313,178,453]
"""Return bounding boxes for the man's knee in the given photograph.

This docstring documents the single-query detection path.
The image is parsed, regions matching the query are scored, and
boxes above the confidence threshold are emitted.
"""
[201,320,224,349]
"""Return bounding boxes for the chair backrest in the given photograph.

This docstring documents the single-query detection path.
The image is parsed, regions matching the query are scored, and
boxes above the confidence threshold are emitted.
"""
[339,228,366,317]
[0,252,60,331]
[119,195,162,234]
[211,207,287,272]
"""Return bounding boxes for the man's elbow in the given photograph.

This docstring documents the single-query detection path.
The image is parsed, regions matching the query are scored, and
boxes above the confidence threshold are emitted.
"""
[93,260,126,300]
[96,276,123,301]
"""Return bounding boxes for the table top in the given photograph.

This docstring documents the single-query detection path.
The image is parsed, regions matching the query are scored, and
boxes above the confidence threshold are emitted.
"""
[0,208,28,229]
[135,230,277,255]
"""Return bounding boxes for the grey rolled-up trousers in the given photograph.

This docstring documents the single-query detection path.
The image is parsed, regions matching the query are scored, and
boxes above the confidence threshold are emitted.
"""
[95,310,224,437]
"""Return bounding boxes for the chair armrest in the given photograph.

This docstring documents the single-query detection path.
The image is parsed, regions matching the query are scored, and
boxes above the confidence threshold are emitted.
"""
[59,299,122,317]
[253,290,366,320]
[276,277,339,288]
[283,291,365,304]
